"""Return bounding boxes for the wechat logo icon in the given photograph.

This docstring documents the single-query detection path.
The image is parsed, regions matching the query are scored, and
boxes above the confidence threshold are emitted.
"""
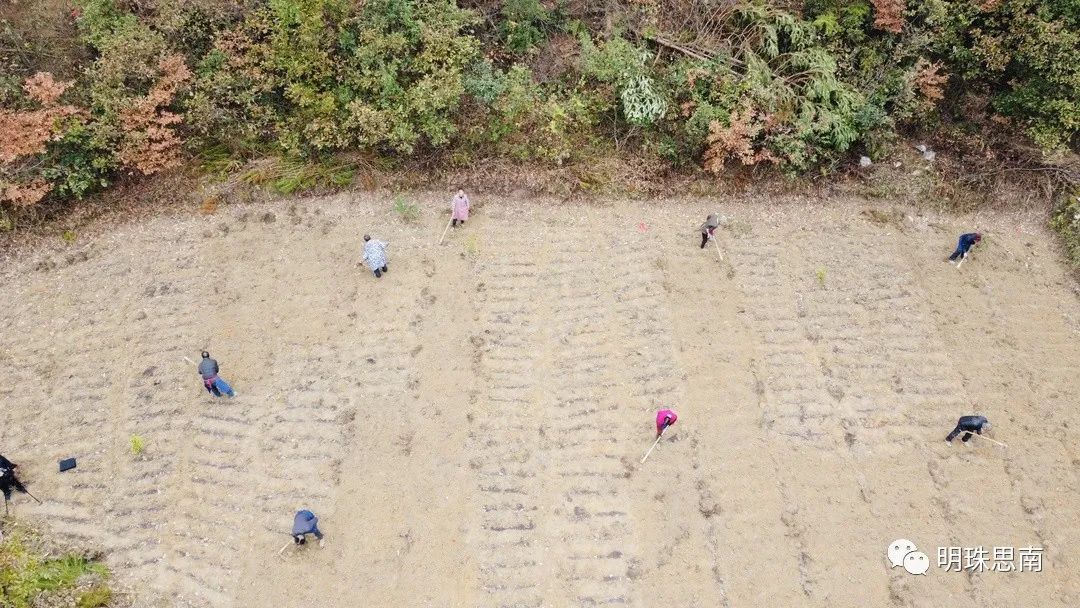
[888,539,930,575]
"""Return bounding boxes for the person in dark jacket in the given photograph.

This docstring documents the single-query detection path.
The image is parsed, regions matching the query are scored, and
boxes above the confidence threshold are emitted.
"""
[948,232,982,263]
[198,351,235,397]
[946,415,991,444]
[1,454,32,514]
[293,509,325,547]
[700,214,719,249]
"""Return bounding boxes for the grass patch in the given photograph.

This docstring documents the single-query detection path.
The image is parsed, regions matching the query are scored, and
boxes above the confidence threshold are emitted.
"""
[463,234,480,257]
[861,206,905,228]
[77,585,112,608]
[1051,192,1080,270]
[815,267,827,287]
[241,157,355,195]
[197,144,246,179]
[129,434,145,456]
[0,524,111,608]
[727,219,752,238]
[392,195,420,223]
[859,183,898,199]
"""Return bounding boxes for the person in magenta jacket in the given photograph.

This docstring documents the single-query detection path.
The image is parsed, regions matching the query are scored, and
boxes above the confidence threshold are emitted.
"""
[655,409,678,437]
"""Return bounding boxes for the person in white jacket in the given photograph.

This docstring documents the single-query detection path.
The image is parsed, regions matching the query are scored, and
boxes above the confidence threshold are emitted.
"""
[362,234,389,278]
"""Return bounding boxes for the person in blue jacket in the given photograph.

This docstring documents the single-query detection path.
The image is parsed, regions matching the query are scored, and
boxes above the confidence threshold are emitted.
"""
[293,509,325,547]
[948,232,982,263]
[945,415,991,444]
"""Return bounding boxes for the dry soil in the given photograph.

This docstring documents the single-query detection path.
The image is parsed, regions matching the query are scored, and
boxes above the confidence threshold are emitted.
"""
[1,193,1078,608]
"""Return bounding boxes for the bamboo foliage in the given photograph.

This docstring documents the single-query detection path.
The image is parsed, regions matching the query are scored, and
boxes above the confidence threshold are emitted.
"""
[691,3,870,172]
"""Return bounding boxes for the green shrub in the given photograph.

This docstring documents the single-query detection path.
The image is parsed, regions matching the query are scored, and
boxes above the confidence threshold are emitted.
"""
[39,121,116,200]
[1051,192,1080,269]
[580,35,667,126]
[3,0,1079,211]
[458,63,606,165]
[2,0,191,211]
[463,60,508,105]
[155,3,233,62]
[500,0,555,55]
[690,5,883,173]
[75,0,139,50]
[188,0,480,157]
[392,195,420,222]
[621,74,667,126]
[915,0,1080,151]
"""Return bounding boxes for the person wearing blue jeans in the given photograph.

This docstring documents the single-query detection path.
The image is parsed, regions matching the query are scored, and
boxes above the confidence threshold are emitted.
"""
[293,509,324,546]
[948,232,981,263]
[198,351,235,398]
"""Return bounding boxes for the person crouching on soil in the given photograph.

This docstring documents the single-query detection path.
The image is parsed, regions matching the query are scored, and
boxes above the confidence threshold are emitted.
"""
[947,232,982,263]
[293,509,325,547]
[945,415,991,444]
[362,234,389,278]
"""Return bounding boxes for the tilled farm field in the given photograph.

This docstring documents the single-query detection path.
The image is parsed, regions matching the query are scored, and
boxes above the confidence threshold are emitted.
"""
[1,194,1078,608]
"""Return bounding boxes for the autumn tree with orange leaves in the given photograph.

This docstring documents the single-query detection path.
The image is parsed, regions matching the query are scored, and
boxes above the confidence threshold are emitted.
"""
[0,74,85,207]
[1,0,192,211]
[116,55,192,175]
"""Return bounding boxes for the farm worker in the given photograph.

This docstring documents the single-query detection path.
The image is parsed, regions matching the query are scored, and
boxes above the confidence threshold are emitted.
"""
[293,509,325,547]
[700,214,719,249]
[947,232,982,263]
[1,454,32,514]
[198,351,235,398]
[451,190,470,227]
[655,409,678,437]
[362,234,389,278]
[945,415,991,444]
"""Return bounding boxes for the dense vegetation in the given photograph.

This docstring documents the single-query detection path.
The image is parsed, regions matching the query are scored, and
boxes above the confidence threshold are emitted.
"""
[1,0,1078,253]
[0,523,113,608]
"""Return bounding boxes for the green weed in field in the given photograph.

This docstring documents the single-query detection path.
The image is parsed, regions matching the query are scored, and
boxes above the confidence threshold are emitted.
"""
[463,234,480,257]
[129,434,145,456]
[77,586,112,608]
[392,196,420,223]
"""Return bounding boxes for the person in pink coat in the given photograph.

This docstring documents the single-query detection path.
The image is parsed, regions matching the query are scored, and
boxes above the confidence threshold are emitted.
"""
[655,409,678,437]
[451,189,470,227]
